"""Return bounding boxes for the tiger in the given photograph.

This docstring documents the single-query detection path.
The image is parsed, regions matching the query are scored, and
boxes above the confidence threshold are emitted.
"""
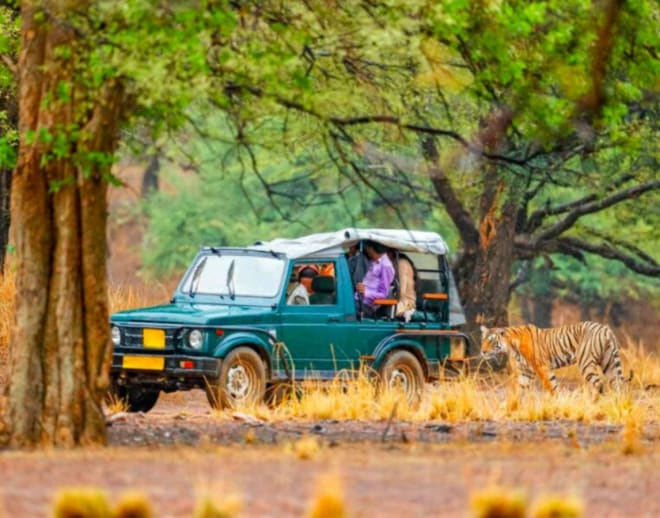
[480,322,628,394]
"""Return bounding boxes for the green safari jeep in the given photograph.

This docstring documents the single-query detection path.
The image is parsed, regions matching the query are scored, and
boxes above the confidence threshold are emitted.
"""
[109,228,471,411]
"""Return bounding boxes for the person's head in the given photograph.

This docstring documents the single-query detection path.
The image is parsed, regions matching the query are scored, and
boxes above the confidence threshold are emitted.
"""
[298,265,319,292]
[364,240,387,260]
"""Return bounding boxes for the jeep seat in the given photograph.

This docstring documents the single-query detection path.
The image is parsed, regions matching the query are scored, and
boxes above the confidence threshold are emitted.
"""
[410,278,447,322]
[309,275,335,305]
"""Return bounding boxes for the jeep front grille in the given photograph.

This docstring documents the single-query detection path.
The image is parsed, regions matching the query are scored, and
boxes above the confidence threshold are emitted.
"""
[120,327,178,349]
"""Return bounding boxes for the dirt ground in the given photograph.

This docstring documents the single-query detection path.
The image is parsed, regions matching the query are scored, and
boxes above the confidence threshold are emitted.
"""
[1,391,659,518]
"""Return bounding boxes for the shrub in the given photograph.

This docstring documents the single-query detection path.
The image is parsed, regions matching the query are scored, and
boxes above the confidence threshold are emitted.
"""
[52,488,112,518]
[531,494,584,518]
[114,491,154,518]
[307,473,346,518]
[470,486,527,518]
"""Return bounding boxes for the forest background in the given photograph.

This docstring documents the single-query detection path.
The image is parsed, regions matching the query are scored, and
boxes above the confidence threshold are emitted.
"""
[0,0,658,447]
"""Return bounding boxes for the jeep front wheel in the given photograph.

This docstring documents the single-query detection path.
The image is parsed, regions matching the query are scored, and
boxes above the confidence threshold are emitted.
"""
[379,350,425,408]
[206,347,266,409]
[110,383,160,413]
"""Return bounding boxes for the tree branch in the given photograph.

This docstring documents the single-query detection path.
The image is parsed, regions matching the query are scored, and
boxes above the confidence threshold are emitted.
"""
[328,130,410,229]
[582,228,658,266]
[558,236,660,277]
[526,193,598,233]
[422,136,480,248]
[533,179,660,242]
[330,115,531,165]
[525,174,636,232]
[223,82,538,166]
[0,55,17,76]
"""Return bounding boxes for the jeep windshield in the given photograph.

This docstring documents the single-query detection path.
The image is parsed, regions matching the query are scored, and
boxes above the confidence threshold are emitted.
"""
[179,252,285,298]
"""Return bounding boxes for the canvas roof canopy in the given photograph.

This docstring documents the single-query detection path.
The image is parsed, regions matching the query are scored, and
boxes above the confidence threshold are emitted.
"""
[251,228,466,326]
[250,228,449,259]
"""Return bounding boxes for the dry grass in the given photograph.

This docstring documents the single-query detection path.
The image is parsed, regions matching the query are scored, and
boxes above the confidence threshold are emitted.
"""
[52,488,113,518]
[53,486,239,518]
[193,484,243,518]
[106,282,660,427]
[621,412,645,455]
[1,276,659,430]
[108,283,169,314]
[231,347,660,426]
[0,272,15,388]
[306,472,346,518]
[470,486,527,518]
[105,393,129,414]
[470,488,584,518]
[290,435,321,460]
[114,491,154,518]
[530,494,584,518]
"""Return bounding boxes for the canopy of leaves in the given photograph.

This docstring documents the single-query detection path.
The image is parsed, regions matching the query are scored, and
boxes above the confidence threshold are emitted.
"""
[3,0,658,298]
[0,6,18,170]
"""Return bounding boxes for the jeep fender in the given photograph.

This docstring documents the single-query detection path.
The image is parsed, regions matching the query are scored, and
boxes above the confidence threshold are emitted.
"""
[212,332,273,378]
[371,338,429,379]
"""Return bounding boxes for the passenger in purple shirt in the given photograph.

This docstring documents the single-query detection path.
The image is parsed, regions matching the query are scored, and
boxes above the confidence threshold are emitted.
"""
[356,240,395,314]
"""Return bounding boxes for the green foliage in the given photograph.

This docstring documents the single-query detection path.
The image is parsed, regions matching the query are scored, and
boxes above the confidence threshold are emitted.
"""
[141,117,457,276]
[0,5,18,171]
[5,0,657,302]
[133,0,658,304]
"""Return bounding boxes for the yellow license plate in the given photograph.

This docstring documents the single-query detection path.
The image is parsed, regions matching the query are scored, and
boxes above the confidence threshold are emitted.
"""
[143,328,165,348]
[122,355,165,370]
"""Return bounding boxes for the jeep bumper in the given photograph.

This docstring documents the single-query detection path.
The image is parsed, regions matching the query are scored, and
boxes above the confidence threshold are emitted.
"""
[111,352,221,391]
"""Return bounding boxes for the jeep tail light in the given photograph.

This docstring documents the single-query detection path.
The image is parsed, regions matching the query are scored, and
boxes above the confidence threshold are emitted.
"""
[179,360,195,369]
[215,329,224,336]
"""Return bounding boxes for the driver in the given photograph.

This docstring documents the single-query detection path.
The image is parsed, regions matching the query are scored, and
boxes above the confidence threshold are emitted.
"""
[287,265,319,305]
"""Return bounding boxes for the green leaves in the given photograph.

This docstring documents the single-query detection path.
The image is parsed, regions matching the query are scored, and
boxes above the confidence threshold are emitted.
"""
[0,133,16,169]
[0,5,18,171]
[5,0,654,299]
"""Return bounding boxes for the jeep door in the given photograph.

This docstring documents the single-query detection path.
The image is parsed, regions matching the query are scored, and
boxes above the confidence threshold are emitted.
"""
[278,258,349,378]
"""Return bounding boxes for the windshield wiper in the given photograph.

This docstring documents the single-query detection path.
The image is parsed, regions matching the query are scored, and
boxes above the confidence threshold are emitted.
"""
[189,256,207,297]
[226,258,236,300]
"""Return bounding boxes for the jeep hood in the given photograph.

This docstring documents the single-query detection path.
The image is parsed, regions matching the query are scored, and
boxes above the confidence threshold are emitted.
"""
[111,303,272,326]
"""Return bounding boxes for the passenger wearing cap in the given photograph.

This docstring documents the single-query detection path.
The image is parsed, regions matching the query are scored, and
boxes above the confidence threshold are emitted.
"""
[287,265,319,305]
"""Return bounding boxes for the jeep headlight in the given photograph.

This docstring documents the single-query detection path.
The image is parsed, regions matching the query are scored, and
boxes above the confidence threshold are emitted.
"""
[111,326,121,346]
[188,329,203,350]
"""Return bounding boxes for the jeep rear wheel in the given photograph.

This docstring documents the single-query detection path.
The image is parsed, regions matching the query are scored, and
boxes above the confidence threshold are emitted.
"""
[379,350,424,408]
[206,347,266,409]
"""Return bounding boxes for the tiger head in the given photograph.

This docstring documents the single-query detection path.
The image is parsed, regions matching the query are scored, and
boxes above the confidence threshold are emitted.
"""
[480,326,512,357]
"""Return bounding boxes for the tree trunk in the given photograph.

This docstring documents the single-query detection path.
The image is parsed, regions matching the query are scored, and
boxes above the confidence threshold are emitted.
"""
[519,292,554,327]
[424,107,517,348]
[459,177,518,342]
[0,27,17,273]
[0,3,124,448]
[532,295,553,328]
[0,166,12,272]
[140,154,160,197]
[518,265,553,327]
[452,109,516,346]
